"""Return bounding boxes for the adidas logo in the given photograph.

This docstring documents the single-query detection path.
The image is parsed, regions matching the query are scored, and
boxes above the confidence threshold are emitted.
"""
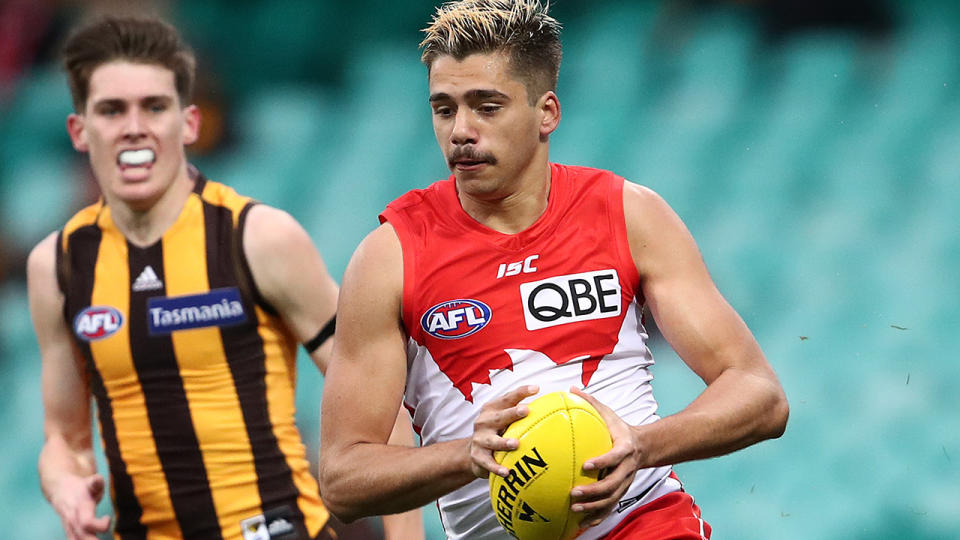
[132,265,163,292]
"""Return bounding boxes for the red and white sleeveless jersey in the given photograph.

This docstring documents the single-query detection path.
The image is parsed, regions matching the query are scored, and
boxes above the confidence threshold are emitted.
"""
[380,163,680,539]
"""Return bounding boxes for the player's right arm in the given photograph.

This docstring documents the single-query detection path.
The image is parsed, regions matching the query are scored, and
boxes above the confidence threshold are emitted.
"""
[319,223,529,521]
[28,233,111,540]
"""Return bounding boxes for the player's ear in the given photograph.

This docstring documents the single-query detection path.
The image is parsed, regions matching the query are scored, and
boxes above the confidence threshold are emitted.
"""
[181,104,201,145]
[66,113,89,152]
[537,91,560,139]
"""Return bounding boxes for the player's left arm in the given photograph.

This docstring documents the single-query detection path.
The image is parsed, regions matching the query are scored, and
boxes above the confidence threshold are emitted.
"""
[624,182,788,465]
[570,182,788,524]
[243,204,339,372]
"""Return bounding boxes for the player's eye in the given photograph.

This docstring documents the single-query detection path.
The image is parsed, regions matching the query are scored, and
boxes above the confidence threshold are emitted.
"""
[144,99,169,113]
[97,105,122,116]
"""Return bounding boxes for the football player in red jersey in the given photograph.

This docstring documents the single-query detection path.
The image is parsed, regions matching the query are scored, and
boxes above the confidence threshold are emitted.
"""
[320,2,788,539]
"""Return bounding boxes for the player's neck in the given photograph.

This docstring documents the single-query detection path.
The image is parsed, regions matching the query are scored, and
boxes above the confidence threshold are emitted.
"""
[458,159,552,235]
[105,169,195,248]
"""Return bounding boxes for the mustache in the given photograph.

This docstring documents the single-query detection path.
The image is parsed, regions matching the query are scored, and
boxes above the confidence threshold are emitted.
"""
[447,146,497,168]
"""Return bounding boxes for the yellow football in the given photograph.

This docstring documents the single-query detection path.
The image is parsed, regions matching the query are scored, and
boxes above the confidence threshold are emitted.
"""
[489,391,613,540]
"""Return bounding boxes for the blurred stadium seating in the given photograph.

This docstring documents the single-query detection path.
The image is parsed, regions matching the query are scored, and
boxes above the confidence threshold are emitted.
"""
[1,1,957,538]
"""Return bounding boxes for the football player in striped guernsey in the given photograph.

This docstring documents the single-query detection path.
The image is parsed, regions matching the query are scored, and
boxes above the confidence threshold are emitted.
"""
[26,15,422,540]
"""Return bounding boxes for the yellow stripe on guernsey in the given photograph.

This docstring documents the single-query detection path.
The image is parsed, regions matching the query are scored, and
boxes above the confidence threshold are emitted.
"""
[162,191,262,537]
[60,203,100,241]
[90,207,182,540]
[201,180,328,535]
[257,305,328,534]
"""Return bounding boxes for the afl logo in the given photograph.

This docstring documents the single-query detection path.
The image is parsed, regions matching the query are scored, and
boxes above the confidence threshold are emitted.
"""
[74,306,124,341]
[420,299,492,340]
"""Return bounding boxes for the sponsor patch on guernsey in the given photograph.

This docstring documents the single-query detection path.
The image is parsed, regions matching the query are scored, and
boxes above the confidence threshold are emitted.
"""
[420,299,492,339]
[147,287,247,335]
[520,269,621,330]
[74,306,124,341]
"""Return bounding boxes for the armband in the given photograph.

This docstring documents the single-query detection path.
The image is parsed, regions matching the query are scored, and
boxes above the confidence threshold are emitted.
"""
[303,316,336,354]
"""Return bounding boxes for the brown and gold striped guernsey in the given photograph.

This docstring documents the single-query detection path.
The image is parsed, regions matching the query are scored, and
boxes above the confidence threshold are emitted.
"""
[57,173,329,540]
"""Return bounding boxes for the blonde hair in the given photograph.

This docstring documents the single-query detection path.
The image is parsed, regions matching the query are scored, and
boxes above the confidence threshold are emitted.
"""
[420,0,562,103]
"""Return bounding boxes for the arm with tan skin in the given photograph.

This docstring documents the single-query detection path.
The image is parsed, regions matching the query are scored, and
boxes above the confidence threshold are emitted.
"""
[244,208,425,537]
[569,183,790,525]
[29,233,112,540]
[319,223,534,522]
[379,410,425,540]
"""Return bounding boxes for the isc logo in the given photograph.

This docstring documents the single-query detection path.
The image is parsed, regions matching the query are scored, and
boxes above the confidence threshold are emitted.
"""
[420,299,492,340]
[497,255,539,279]
[74,306,124,341]
[519,269,621,330]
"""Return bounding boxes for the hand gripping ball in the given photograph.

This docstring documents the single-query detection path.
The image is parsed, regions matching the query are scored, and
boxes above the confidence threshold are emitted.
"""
[489,391,613,540]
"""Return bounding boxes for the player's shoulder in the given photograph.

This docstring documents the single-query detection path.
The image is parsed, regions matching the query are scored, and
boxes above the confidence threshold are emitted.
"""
[621,181,690,240]
[243,204,315,259]
[342,222,403,286]
[623,180,670,215]
[26,232,61,299]
[339,222,403,312]
[358,222,402,259]
[616,182,702,283]
[244,203,297,230]
[27,232,59,272]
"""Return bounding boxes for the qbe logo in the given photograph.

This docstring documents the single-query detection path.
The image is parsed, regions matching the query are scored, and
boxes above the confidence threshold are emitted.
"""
[519,269,621,330]
[74,306,124,341]
[420,299,492,339]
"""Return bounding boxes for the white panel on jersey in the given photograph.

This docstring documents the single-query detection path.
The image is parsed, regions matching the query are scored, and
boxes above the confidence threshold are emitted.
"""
[403,298,676,540]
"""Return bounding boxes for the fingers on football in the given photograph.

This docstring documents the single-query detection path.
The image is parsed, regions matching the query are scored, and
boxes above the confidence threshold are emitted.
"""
[582,437,633,474]
[569,386,603,407]
[469,445,509,478]
[572,451,634,501]
[473,429,520,452]
[476,404,529,434]
[570,463,634,525]
[476,387,536,435]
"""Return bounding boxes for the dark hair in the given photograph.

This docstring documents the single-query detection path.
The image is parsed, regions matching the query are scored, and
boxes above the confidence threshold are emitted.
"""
[420,0,562,104]
[62,16,196,112]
